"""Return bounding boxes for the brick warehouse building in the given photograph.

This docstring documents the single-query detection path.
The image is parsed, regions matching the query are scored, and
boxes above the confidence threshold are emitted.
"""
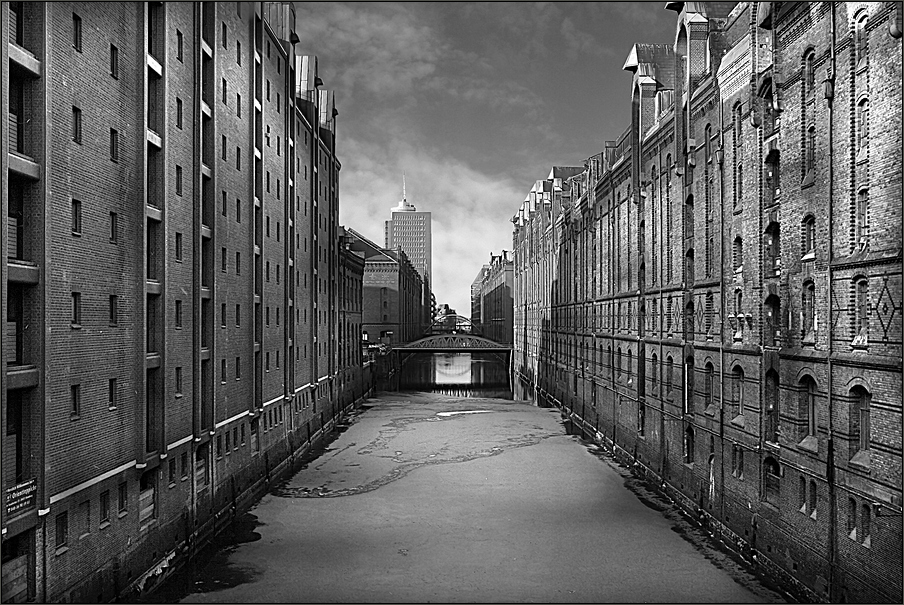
[471,251,514,345]
[1,2,376,602]
[512,2,902,602]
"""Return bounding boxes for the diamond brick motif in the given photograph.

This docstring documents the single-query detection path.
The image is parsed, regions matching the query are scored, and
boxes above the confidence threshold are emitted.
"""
[875,277,899,341]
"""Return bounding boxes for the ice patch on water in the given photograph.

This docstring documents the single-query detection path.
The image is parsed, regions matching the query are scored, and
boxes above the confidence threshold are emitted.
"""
[436,410,493,417]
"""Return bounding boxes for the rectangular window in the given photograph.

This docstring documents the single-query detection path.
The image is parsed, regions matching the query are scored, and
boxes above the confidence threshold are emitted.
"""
[222,78,227,105]
[110,44,119,78]
[71,384,81,417]
[221,134,227,160]
[176,30,183,62]
[221,190,227,216]
[221,303,226,328]
[236,199,241,223]
[221,247,227,272]
[169,458,177,485]
[110,212,118,242]
[236,146,241,170]
[175,165,183,195]
[221,359,226,383]
[71,199,82,234]
[176,97,183,129]
[221,22,227,48]
[100,491,111,524]
[109,295,118,325]
[72,13,82,51]
[180,452,188,478]
[110,129,119,161]
[108,378,117,408]
[235,303,241,326]
[235,356,241,379]
[175,366,183,395]
[225,431,231,452]
[118,482,127,514]
[236,93,241,118]
[277,92,280,112]
[175,232,183,261]
[55,512,68,549]
[72,106,82,143]
[71,292,82,325]
[237,40,242,65]
[175,299,183,328]
[216,435,223,457]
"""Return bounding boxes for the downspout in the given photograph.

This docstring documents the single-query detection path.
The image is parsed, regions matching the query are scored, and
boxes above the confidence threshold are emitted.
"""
[717,91,726,530]
[826,3,838,600]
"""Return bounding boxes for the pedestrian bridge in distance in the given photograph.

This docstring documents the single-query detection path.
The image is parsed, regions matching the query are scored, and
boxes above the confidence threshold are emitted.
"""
[394,334,512,353]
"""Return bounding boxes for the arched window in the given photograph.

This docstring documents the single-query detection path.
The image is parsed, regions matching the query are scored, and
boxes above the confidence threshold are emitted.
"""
[861,503,871,546]
[804,49,816,98]
[764,150,780,205]
[733,103,743,143]
[802,280,816,342]
[855,188,869,248]
[765,370,780,442]
[798,375,818,439]
[848,497,858,538]
[684,427,695,464]
[765,221,781,276]
[666,355,674,392]
[806,125,816,175]
[704,362,714,410]
[856,98,869,153]
[855,11,868,64]
[809,480,818,517]
[626,349,633,384]
[802,214,816,258]
[666,297,673,333]
[731,366,745,416]
[616,347,622,379]
[732,236,743,272]
[765,294,781,347]
[704,123,712,161]
[853,276,869,344]
[685,299,695,338]
[651,353,658,390]
[850,385,871,453]
[763,457,781,505]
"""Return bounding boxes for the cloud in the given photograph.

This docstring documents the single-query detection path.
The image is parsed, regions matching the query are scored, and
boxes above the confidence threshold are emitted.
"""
[295,2,445,98]
[338,136,522,315]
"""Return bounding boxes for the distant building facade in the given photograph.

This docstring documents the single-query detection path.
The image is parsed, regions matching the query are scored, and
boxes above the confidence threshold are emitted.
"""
[347,228,426,346]
[384,188,432,288]
[472,252,514,345]
[512,2,902,602]
[1,3,373,602]
[470,264,490,326]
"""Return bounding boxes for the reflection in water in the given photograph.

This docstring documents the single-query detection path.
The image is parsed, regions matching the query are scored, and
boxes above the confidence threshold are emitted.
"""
[399,352,512,399]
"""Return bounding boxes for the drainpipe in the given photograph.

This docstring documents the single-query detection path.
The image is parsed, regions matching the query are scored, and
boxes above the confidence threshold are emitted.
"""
[825,3,838,600]
[717,94,726,530]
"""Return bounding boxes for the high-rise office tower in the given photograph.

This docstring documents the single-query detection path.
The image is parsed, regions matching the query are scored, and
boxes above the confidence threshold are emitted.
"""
[384,177,432,288]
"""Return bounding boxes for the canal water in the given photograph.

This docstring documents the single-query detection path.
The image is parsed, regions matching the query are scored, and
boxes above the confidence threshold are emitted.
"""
[398,352,512,399]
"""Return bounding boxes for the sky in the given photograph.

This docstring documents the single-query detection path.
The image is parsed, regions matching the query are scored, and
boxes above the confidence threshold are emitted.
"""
[295,2,677,315]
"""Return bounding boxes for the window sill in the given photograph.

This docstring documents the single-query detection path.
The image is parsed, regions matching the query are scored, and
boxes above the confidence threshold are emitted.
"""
[72,231,82,237]
[850,449,871,471]
[71,323,82,330]
[70,414,81,421]
[801,171,815,189]
[856,148,868,164]
[55,546,69,556]
[175,393,183,399]
[118,511,128,519]
[730,414,745,428]
[99,521,111,530]
[801,251,816,262]
[798,435,818,453]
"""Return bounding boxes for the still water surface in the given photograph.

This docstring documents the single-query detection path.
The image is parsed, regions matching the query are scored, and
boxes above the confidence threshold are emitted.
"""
[398,352,512,399]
